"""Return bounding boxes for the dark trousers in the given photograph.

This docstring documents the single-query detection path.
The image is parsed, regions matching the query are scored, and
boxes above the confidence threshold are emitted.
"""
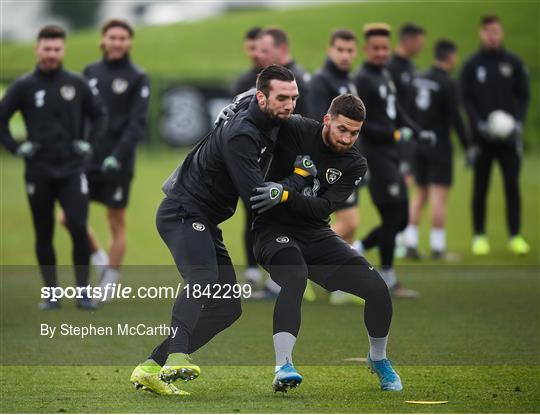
[25,172,90,288]
[362,199,409,268]
[472,142,522,236]
[150,198,241,364]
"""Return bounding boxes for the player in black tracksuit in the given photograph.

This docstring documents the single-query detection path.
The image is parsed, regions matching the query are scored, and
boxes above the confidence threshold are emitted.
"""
[79,20,150,294]
[385,23,425,178]
[0,26,107,309]
[307,29,364,305]
[460,15,530,255]
[309,29,362,243]
[403,40,473,259]
[353,24,423,299]
[131,66,315,391]
[250,94,401,392]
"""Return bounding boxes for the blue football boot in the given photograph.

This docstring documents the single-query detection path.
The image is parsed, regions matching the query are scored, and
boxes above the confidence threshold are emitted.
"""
[367,353,403,391]
[273,362,303,392]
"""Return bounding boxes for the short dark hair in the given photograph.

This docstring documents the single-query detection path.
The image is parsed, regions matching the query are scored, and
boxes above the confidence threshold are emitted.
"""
[260,27,289,46]
[330,29,357,45]
[481,14,501,26]
[434,39,457,61]
[37,25,66,41]
[399,23,425,40]
[256,65,296,97]
[363,23,391,40]
[101,19,134,37]
[328,94,366,122]
[245,27,262,40]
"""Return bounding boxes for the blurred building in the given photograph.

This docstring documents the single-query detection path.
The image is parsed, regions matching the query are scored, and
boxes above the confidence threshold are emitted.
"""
[1,1,309,41]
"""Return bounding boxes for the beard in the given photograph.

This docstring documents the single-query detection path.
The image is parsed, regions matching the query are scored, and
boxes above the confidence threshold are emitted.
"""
[323,124,353,153]
[262,102,291,123]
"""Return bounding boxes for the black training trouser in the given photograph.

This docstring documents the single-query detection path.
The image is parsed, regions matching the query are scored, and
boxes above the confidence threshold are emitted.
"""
[254,225,392,340]
[361,199,408,268]
[243,208,258,268]
[150,198,241,364]
[25,172,90,288]
[472,141,522,236]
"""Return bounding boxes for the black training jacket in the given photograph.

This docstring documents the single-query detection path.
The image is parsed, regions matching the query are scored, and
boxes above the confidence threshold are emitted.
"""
[386,53,417,115]
[459,47,529,139]
[353,61,416,160]
[413,66,470,149]
[308,58,358,122]
[255,115,367,230]
[0,65,107,178]
[162,97,306,224]
[83,55,149,177]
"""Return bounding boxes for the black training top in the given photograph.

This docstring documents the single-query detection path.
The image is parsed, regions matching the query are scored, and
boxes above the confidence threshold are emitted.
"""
[162,97,306,224]
[254,115,367,230]
[353,61,415,161]
[0,65,107,178]
[386,53,417,115]
[413,66,470,149]
[459,47,529,138]
[309,58,358,122]
[83,55,150,177]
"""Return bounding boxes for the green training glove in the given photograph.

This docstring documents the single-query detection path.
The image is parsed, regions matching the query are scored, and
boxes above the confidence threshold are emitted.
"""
[250,182,288,214]
[294,155,318,178]
[101,156,121,173]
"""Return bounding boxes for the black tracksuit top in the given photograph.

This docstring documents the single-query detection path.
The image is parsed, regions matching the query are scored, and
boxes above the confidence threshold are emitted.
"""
[0,65,107,178]
[83,55,149,176]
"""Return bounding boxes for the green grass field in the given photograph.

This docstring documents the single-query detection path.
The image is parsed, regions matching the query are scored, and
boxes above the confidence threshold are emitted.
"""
[1,148,539,412]
[1,2,540,413]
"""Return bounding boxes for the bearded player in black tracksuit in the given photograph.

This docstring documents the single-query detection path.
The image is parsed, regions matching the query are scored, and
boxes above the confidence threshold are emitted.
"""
[402,40,473,260]
[248,94,402,392]
[0,26,107,310]
[78,20,149,296]
[353,24,431,299]
[460,14,530,256]
[129,66,316,396]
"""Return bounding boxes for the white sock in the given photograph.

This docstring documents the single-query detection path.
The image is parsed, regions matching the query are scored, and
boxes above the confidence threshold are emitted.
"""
[100,267,119,287]
[404,225,419,248]
[380,268,397,288]
[430,227,446,252]
[368,335,388,361]
[273,332,296,368]
[265,277,281,294]
[244,267,262,284]
[353,240,364,255]
[395,231,404,247]
[91,249,108,265]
